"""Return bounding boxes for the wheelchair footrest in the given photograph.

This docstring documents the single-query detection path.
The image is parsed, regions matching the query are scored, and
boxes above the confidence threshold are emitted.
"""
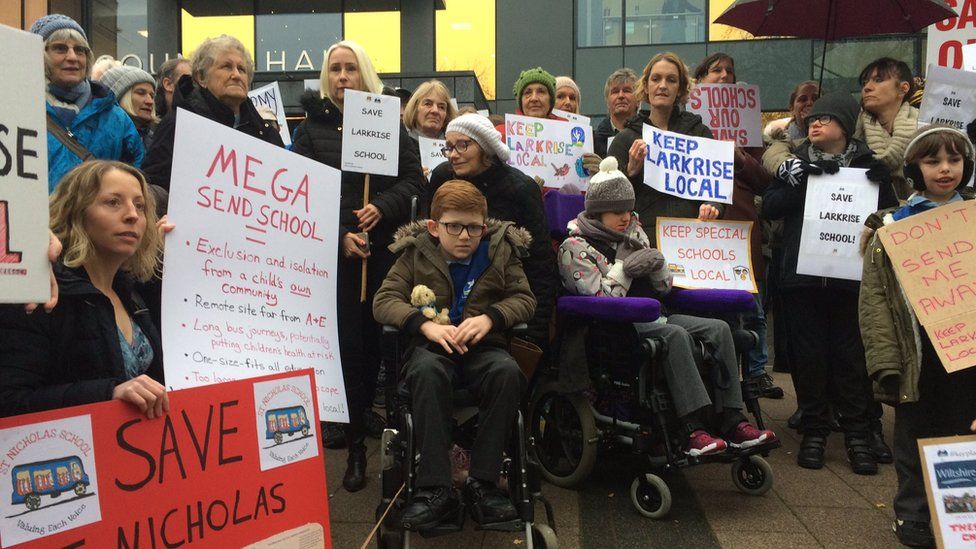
[413,507,466,537]
[475,518,525,533]
[741,377,762,401]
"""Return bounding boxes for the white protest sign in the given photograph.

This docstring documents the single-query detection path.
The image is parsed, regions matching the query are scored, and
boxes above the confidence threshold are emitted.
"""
[477,109,490,118]
[341,89,400,177]
[303,79,320,93]
[657,218,757,292]
[505,114,593,191]
[796,168,878,281]
[162,109,348,422]
[926,7,976,72]
[919,435,976,549]
[418,136,448,177]
[248,81,291,146]
[642,124,734,205]
[687,83,762,147]
[0,25,49,303]
[450,98,459,112]
[919,65,976,130]
[964,43,976,71]
[552,109,592,126]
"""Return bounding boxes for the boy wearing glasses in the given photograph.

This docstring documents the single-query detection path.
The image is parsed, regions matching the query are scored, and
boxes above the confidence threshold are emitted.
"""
[762,92,897,475]
[373,180,536,530]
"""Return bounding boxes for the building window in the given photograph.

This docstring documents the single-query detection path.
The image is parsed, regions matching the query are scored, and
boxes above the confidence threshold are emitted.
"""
[577,0,622,47]
[436,0,496,99]
[256,12,342,72]
[343,11,401,73]
[578,0,705,47]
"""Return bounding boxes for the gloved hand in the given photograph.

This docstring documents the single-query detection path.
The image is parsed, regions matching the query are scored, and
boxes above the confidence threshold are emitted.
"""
[811,159,840,174]
[622,248,666,278]
[865,163,889,183]
[777,157,822,188]
[582,153,602,176]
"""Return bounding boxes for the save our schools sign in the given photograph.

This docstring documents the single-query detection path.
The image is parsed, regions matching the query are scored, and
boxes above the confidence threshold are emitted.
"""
[0,371,331,549]
[642,124,734,205]
[686,83,762,148]
[505,114,593,191]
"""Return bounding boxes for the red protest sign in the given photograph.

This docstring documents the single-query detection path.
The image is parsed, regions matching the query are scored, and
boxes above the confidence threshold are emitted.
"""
[0,370,331,548]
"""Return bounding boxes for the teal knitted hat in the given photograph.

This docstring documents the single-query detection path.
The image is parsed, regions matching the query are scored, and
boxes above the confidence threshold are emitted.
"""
[512,67,556,113]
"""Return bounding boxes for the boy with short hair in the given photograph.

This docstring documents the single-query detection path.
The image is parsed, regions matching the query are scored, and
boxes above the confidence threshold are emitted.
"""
[373,180,536,530]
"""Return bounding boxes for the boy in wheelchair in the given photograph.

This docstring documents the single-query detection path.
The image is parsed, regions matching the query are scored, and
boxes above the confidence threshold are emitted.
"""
[557,157,776,455]
[373,180,537,530]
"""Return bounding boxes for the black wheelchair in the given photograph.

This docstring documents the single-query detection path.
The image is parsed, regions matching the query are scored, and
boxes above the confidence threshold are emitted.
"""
[373,324,559,548]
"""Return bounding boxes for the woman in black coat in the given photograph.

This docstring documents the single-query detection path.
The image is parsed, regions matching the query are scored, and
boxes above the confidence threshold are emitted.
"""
[0,161,170,418]
[291,40,424,493]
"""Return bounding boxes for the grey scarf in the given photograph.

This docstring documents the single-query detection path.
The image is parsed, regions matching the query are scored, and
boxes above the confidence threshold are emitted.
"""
[573,213,643,262]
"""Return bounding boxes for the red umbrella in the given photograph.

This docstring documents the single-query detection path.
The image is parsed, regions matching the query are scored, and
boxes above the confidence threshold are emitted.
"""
[714,0,958,84]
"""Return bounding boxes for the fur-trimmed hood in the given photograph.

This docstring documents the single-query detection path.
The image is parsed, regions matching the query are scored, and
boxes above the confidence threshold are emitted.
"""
[389,218,532,257]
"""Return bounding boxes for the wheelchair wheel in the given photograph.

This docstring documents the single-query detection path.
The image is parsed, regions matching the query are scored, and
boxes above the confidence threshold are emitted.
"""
[629,473,671,519]
[531,523,559,549]
[528,386,597,488]
[731,455,774,496]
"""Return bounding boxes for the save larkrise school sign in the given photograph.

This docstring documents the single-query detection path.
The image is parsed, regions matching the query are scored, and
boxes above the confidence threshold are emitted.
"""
[0,371,331,548]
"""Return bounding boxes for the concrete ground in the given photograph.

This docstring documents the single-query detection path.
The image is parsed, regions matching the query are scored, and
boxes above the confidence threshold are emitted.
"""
[323,370,901,549]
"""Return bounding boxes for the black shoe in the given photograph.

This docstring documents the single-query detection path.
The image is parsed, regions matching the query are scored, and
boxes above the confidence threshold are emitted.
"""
[893,520,935,548]
[870,426,894,464]
[364,409,386,440]
[797,434,827,469]
[788,408,802,430]
[323,422,346,449]
[757,373,784,399]
[846,435,878,475]
[400,486,461,531]
[343,446,367,492]
[462,477,518,525]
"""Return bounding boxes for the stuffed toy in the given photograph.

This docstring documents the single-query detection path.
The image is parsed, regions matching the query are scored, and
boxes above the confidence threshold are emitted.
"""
[410,284,451,325]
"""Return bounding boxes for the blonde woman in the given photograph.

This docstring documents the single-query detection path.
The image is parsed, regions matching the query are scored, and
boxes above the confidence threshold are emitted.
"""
[403,80,458,140]
[291,40,424,493]
[101,65,159,149]
[0,160,174,419]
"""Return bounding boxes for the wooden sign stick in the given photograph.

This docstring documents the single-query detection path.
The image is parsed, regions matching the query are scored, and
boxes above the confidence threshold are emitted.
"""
[360,173,370,303]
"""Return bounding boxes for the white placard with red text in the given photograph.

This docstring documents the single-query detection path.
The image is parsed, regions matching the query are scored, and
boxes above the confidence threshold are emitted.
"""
[0,25,49,303]
[656,218,757,292]
[686,83,762,147]
[919,435,976,549]
[162,109,348,422]
[927,6,976,72]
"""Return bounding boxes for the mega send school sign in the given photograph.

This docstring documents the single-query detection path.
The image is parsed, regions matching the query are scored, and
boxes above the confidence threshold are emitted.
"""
[642,124,734,205]
[0,371,330,549]
[505,114,593,191]
[0,24,49,303]
[163,109,348,422]
[877,201,976,373]
[686,83,762,147]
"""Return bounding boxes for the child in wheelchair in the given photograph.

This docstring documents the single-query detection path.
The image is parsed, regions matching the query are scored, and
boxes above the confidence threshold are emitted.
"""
[373,180,536,531]
[557,157,776,455]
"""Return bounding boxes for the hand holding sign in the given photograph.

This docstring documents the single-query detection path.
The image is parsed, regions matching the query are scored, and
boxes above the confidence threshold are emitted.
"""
[642,124,734,205]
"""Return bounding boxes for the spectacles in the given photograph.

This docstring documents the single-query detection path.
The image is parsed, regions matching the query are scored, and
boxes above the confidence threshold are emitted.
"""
[46,43,90,57]
[441,139,474,155]
[438,222,486,237]
[809,115,834,127]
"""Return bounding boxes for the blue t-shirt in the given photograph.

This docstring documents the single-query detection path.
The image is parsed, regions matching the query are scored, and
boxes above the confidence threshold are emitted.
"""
[891,192,963,221]
[447,241,491,325]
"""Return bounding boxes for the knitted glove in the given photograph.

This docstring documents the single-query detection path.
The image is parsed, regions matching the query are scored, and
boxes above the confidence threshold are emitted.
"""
[622,248,665,278]
[777,157,822,188]
[865,163,889,183]
[811,160,840,175]
[582,153,602,176]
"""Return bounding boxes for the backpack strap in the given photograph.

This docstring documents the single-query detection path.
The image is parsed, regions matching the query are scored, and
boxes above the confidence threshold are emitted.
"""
[46,112,94,162]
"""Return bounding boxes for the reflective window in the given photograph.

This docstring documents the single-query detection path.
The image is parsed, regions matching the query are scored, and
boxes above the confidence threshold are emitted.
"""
[343,11,401,73]
[256,13,342,72]
[626,0,705,45]
[90,0,148,63]
[436,0,496,99]
[578,0,622,47]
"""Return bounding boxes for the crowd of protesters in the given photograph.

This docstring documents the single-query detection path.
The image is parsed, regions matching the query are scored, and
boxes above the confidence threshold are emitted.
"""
[3,12,976,547]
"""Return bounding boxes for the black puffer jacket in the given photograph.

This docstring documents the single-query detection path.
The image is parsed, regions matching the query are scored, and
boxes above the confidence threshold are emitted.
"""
[428,161,557,342]
[607,109,721,245]
[0,264,163,417]
[761,139,899,293]
[142,74,284,190]
[292,91,424,252]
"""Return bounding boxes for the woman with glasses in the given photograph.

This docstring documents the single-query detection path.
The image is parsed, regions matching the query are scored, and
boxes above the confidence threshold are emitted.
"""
[427,114,556,347]
[291,40,424,493]
[31,14,145,192]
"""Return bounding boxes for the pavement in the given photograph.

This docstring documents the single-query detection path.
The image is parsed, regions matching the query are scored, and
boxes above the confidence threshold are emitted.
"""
[324,349,902,548]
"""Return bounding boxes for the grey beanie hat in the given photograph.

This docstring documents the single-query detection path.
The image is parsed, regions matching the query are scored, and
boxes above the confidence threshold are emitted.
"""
[100,65,155,101]
[30,14,87,42]
[805,91,859,137]
[446,113,511,162]
[585,156,634,216]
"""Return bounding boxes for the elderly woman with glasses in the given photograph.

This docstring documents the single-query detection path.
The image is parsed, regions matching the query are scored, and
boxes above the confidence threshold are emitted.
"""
[31,14,145,192]
[427,114,556,347]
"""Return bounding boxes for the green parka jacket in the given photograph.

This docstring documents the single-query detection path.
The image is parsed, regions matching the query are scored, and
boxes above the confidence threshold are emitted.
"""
[372,219,537,350]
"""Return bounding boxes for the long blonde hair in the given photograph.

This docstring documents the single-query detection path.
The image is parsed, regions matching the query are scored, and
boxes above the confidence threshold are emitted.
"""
[49,161,161,282]
[319,41,384,104]
[402,80,457,135]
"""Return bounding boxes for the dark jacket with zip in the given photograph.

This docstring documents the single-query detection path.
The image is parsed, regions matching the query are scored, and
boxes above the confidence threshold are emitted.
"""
[761,139,898,293]
[142,74,284,191]
[372,219,536,351]
[0,264,163,417]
